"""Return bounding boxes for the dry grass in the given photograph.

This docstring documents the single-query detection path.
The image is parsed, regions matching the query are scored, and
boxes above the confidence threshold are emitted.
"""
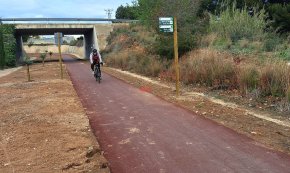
[260,60,290,97]
[105,22,290,109]
[107,46,290,103]
[200,33,218,47]
[105,50,165,77]
[105,52,126,70]
[287,87,290,102]
[180,49,237,88]
[238,39,250,49]
[238,64,260,94]
[130,25,157,46]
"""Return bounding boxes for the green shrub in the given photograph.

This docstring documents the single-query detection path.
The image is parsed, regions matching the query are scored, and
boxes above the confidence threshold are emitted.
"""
[209,3,268,42]
[267,4,290,33]
[106,26,129,46]
[40,53,46,59]
[24,55,33,65]
[0,27,5,69]
[40,53,47,66]
[212,37,232,50]
[263,33,284,52]
[0,25,16,67]
[138,0,208,57]
[3,34,16,67]
[49,51,53,59]
[106,24,158,56]
[276,46,290,61]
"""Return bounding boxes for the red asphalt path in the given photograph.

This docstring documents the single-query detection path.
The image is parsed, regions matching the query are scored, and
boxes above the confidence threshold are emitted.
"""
[64,57,290,173]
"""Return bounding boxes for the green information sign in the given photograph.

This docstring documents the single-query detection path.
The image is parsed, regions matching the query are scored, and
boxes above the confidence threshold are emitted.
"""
[159,17,173,33]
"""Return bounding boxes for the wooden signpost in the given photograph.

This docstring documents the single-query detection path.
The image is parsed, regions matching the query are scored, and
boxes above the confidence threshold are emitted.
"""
[159,17,180,96]
[54,32,63,79]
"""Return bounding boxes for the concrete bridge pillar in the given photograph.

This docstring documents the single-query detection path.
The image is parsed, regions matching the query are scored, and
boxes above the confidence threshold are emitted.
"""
[84,30,93,59]
[15,35,24,63]
[83,27,100,59]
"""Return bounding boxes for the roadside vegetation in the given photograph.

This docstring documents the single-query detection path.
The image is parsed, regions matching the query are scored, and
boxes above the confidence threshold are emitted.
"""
[106,0,290,115]
[69,36,84,47]
[0,24,16,68]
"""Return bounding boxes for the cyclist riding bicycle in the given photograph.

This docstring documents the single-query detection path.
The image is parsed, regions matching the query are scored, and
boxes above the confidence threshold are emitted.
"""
[90,49,103,76]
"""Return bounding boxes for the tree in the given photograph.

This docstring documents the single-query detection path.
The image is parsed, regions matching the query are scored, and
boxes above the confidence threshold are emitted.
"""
[208,0,290,33]
[22,35,30,42]
[267,3,290,33]
[49,51,53,60]
[137,0,207,57]
[116,5,126,19]
[1,25,16,67]
[40,52,47,67]
[69,36,83,47]
[115,1,139,19]
[24,56,33,82]
[198,0,264,15]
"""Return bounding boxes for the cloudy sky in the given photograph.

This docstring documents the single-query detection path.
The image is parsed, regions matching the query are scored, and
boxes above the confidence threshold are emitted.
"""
[0,0,134,18]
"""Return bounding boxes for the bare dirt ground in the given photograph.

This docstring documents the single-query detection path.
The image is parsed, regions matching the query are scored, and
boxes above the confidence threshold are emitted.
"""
[0,59,109,173]
[103,67,290,155]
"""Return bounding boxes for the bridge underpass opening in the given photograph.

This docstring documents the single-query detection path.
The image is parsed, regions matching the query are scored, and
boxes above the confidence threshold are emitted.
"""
[23,34,85,60]
[15,25,99,62]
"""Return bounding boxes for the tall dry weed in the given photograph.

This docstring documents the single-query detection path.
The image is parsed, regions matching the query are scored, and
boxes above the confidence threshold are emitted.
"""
[260,60,290,97]
[287,87,290,102]
[180,49,237,88]
[200,33,218,47]
[238,64,260,94]
[106,50,165,77]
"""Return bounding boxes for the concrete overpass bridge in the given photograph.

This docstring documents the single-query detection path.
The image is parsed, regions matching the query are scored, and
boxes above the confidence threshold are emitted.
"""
[0,18,135,62]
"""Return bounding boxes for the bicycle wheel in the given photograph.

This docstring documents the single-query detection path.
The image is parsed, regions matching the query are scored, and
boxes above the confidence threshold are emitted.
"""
[97,69,101,83]
[94,66,101,83]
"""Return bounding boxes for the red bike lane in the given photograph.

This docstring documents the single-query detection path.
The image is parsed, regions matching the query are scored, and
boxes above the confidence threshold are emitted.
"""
[64,56,290,173]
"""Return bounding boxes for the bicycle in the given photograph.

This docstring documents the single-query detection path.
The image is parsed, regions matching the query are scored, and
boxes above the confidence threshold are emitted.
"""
[94,63,101,83]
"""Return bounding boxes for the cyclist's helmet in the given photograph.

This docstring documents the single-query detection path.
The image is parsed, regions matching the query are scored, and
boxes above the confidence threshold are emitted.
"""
[93,49,97,54]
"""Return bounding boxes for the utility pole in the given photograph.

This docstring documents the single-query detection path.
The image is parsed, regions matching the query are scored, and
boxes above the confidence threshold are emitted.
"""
[104,9,114,19]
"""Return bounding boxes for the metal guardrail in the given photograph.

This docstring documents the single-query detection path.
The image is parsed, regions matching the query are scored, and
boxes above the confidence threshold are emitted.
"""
[0,18,138,23]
